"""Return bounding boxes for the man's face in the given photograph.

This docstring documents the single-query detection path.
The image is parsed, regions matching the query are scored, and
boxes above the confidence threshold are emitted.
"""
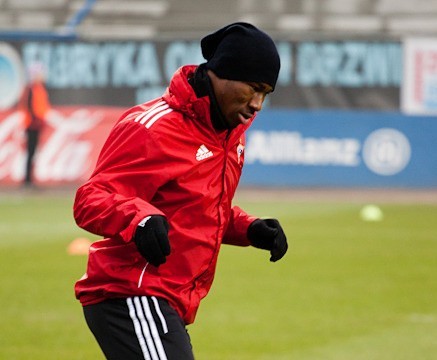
[208,71,273,129]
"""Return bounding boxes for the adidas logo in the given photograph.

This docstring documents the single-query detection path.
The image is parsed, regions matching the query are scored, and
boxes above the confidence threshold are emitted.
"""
[196,144,213,161]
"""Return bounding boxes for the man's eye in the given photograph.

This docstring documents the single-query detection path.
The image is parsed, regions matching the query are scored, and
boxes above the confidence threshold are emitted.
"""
[251,85,263,93]
[246,82,271,95]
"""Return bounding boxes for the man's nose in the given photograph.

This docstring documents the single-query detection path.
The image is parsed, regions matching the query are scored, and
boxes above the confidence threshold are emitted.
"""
[249,92,264,112]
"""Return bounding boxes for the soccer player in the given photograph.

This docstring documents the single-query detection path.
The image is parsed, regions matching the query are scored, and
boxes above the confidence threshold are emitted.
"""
[74,22,288,360]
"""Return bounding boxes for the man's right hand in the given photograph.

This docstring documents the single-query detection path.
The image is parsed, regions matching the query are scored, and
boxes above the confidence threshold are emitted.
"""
[133,215,170,267]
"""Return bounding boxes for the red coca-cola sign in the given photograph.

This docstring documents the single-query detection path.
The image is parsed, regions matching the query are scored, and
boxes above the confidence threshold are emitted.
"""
[0,106,124,186]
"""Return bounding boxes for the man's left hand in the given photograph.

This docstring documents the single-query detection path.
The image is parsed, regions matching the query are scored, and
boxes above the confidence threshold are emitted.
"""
[247,218,288,262]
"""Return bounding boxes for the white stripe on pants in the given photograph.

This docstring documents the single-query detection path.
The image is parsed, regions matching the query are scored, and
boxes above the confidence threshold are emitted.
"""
[126,296,168,360]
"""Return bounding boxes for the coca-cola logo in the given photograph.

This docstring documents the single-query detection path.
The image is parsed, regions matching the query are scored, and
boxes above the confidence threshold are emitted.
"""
[0,107,118,185]
[0,111,24,180]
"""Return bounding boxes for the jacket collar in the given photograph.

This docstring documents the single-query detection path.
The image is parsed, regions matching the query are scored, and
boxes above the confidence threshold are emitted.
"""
[162,65,253,140]
[188,64,229,131]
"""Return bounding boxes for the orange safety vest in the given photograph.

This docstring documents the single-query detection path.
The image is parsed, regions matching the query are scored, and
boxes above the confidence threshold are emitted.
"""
[20,82,50,130]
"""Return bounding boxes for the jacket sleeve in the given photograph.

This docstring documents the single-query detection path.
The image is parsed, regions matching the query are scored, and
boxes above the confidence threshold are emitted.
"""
[222,205,258,247]
[73,119,171,243]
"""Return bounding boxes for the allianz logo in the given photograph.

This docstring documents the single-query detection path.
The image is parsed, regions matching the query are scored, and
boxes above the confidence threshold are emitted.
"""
[362,128,411,176]
[245,128,411,176]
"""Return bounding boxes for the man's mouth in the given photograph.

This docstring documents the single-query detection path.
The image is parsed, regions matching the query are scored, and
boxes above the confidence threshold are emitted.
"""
[239,113,254,124]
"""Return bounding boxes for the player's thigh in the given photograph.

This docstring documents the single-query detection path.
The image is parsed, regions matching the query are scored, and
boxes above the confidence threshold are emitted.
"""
[83,296,194,360]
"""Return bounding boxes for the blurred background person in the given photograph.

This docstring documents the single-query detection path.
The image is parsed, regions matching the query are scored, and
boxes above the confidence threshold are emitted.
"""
[19,62,50,188]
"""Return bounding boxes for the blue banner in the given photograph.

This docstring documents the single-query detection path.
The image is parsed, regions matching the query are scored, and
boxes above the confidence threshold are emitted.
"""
[242,110,437,188]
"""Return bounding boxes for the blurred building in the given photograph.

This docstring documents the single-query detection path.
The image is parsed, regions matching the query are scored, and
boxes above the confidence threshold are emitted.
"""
[1,0,437,40]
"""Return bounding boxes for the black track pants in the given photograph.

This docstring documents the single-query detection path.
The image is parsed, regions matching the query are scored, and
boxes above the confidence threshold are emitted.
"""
[24,128,39,184]
[83,296,195,360]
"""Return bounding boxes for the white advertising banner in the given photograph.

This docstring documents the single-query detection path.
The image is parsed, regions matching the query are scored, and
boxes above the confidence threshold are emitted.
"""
[402,38,437,115]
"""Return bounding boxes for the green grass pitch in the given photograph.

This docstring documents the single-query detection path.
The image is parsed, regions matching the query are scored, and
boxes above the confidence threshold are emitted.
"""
[0,191,436,359]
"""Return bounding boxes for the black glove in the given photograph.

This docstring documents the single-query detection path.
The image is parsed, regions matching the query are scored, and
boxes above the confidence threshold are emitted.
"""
[133,215,170,267]
[247,218,288,262]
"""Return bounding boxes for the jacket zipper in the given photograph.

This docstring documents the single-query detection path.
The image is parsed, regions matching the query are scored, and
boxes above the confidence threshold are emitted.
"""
[192,131,231,290]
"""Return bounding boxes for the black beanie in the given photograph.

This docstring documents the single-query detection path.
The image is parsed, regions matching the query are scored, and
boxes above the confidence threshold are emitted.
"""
[201,22,281,90]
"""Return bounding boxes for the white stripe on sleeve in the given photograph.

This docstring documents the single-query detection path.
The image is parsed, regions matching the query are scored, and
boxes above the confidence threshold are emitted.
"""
[134,101,166,123]
[145,108,173,129]
[140,103,169,125]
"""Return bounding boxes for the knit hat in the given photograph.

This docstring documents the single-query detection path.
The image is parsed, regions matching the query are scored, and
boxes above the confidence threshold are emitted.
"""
[201,22,281,90]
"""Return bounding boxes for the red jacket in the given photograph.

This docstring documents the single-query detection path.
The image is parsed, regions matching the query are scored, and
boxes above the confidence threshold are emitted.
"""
[74,65,258,324]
